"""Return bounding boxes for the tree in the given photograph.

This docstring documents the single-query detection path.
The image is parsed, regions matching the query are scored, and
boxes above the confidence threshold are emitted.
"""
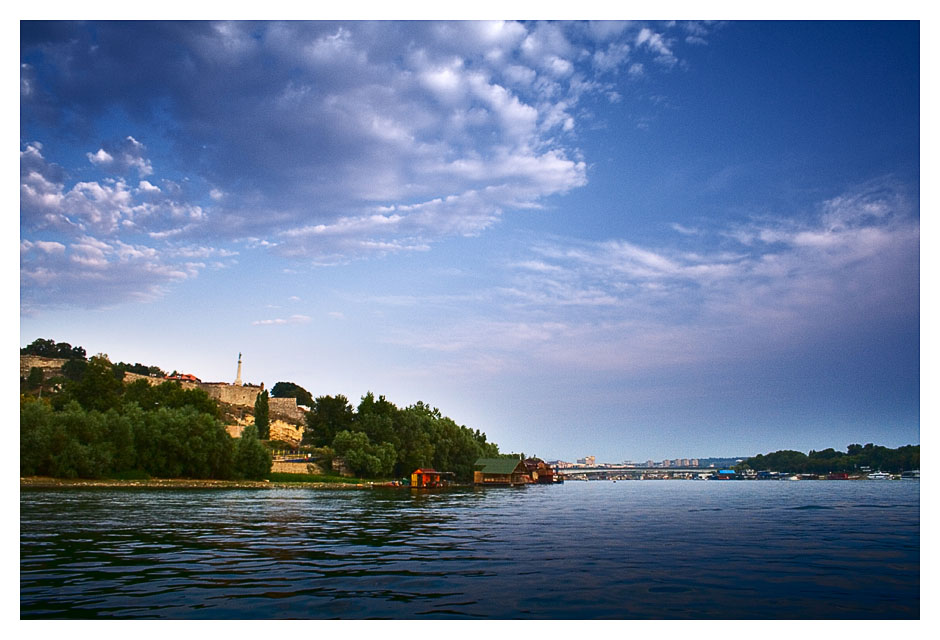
[24,367,44,392]
[123,380,221,418]
[332,430,396,478]
[21,338,87,360]
[303,395,355,446]
[270,381,314,408]
[61,359,87,382]
[254,390,270,439]
[66,355,123,412]
[116,361,166,377]
[236,425,271,479]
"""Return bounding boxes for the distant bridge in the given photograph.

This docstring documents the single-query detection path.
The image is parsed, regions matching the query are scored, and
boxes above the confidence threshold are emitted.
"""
[554,466,719,480]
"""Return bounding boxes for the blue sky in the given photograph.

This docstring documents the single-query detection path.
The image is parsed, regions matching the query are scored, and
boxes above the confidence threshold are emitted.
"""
[18,20,920,461]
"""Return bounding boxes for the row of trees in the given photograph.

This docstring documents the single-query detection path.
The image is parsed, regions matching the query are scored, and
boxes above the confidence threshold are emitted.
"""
[21,338,87,361]
[20,339,505,483]
[741,443,919,474]
[21,400,269,480]
[20,353,270,480]
[302,392,500,481]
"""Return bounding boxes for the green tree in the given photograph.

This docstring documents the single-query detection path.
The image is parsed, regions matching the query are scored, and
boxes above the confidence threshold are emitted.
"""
[254,390,270,439]
[21,338,86,360]
[123,379,221,418]
[303,395,355,446]
[270,381,314,407]
[60,358,87,382]
[66,355,124,413]
[236,424,271,479]
[332,430,396,478]
[24,367,44,392]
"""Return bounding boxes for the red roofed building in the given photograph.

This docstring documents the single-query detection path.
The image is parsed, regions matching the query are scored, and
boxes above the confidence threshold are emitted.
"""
[166,373,201,383]
[411,468,442,488]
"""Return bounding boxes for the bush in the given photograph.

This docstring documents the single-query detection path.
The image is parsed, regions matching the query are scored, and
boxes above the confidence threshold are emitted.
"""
[236,425,272,480]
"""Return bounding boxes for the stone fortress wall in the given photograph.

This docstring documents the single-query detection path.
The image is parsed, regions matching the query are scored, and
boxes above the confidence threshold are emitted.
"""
[20,354,307,430]
[200,383,262,408]
[20,355,69,380]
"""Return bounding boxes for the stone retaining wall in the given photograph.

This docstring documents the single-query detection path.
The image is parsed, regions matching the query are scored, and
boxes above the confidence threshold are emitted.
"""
[19,355,68,379]
[271,461,325,475]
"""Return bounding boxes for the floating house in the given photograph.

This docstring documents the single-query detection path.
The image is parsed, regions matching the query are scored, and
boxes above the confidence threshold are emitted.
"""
[411,468,443,488]
[523,458,556,484]
[474,458,530,486]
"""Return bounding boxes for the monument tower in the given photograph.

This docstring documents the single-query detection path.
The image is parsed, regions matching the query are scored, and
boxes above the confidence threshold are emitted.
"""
[234,352,243,386]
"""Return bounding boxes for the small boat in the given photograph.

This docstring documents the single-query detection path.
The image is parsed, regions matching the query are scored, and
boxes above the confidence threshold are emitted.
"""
[901,470,920,480]
[868,471,891,480]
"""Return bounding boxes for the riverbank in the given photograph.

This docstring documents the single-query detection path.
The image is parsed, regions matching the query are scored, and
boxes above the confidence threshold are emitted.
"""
[20,476,371,490]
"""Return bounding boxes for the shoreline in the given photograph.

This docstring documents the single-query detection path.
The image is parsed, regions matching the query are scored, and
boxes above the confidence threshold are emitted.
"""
[20,476,370,490]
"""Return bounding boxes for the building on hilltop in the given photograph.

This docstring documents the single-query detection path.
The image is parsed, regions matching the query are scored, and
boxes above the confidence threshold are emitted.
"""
[166,373,201,383]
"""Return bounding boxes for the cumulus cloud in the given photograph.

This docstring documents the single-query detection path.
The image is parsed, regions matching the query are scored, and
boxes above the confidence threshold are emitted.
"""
[20,234,213,312]
[86,136,153,176]
[20,21,716,308]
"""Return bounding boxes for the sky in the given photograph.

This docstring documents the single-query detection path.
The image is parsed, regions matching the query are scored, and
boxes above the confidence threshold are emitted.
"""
[18,19,921,462]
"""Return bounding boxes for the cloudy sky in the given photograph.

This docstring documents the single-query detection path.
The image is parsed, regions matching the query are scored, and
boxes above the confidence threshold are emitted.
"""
[19,20,920,461]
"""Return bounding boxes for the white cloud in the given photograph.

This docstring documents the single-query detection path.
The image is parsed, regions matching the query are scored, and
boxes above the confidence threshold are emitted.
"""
[20,234,208,312]
[251,314,312,326]
[636,28,677,66]
[87,148,114,166]
[380,183,918,375]
[20,21,718,308]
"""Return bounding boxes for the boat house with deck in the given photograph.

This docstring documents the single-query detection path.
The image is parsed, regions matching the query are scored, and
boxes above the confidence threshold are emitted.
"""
[474,458,529,486]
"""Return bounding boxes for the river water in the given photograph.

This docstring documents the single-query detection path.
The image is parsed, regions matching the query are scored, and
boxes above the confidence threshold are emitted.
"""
[20,480,919,619]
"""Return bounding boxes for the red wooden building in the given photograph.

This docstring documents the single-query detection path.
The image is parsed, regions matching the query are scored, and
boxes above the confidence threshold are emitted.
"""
[411,468,442,488]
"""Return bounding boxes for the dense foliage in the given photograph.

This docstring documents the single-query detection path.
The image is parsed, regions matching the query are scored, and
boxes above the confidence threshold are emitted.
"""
[20,342,503,483]
[116,361,167,378]
[742,443,919,474]
[270,381,314,408]
[254,390,270,439]
[19,353,269,480]
[21,338,87,360]
[303,392,500,480]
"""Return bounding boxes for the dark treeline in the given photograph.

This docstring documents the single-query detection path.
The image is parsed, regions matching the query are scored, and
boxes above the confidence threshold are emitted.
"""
[20,346,269,480]
[21,338,86,360]
[742,443,919,474]
[302,392,500,481]
[21,339,504,482]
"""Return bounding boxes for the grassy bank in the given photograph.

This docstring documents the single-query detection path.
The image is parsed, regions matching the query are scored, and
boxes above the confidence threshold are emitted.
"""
[20,475,380,490]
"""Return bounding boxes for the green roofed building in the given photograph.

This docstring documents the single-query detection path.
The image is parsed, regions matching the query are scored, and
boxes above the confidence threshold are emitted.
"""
[474,457,529,486]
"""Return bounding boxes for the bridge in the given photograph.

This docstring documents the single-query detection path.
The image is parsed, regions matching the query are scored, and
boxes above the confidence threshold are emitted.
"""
[554,466,720,480]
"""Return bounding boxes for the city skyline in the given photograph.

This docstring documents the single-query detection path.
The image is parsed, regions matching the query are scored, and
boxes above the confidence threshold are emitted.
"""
[19,20,920,461]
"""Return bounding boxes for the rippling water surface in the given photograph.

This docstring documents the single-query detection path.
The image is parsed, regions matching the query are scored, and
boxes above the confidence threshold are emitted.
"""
[20,480,919,619]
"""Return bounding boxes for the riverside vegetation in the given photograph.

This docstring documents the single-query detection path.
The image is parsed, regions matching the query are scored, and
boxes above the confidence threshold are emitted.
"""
[740,443,919,475]
[20,339,502,483]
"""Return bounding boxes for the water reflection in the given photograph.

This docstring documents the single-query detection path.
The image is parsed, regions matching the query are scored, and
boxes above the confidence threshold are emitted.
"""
[21,482,919,619]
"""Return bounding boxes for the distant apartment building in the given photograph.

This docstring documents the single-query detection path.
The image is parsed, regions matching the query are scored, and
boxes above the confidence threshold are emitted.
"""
[662,459,671,467]
[691,459,700,467]
[576,456,596,466]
